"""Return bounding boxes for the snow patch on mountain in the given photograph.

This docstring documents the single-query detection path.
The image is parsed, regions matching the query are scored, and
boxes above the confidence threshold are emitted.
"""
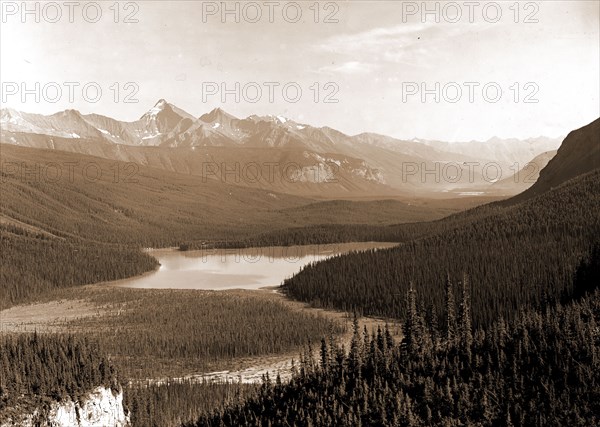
[142,133,162,140]
[146,99,168,117]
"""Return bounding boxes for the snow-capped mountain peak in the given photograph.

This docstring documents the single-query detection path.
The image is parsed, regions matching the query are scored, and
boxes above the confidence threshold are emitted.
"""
[200,107,238,124]
[1,107,21,121]
[142,99,169,119]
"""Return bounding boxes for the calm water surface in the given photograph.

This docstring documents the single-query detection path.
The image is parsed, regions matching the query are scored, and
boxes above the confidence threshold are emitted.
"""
[115,242,397,290]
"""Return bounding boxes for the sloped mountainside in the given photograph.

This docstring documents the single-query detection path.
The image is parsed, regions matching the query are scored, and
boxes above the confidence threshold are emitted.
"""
[512,117,600,202]
[491,149,557,194]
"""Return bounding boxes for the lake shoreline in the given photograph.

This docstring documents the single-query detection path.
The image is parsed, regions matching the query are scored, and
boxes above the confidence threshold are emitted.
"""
[113,242,399,291]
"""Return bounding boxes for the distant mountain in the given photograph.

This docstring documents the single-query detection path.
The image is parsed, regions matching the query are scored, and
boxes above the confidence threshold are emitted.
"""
[83,99,195,145]
[0,134,393,198]
[491,150,557,195]
[421,135,563,168]
[2,100,195,147]
[512,118,600,201]
[1,108,104,140]
[353,132,483,164]
[0,101,564,197]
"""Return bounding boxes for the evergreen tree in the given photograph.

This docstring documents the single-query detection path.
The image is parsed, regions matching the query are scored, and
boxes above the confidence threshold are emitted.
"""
[459,273,473,361]
[446,273,457,344]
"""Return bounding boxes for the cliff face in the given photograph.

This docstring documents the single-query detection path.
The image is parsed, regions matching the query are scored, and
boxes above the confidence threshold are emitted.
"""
[50,387,130,427]
[1,387,130,427]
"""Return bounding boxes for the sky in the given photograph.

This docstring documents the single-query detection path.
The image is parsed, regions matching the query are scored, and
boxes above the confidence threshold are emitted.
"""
[1,0,598,141]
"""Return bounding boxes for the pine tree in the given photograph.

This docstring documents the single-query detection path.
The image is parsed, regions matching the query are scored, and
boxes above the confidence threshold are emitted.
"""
[320,338,329,371]
[446,273,457,344]
[403,283,423,354]
[349,313,362,372]
[459,273,473,361]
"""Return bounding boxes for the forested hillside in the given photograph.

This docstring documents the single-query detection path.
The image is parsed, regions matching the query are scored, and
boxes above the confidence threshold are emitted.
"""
[281,170,600,326]
[0,229,158,308]
[0,144,453,308]
[0,144,455,246]
[513,117,599,201]
[0,144,307,246]
[0,334,120,424]
[193,285,600,427]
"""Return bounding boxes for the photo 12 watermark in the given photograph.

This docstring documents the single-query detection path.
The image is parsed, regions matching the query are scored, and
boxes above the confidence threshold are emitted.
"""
[401,161,542,184]
[200,161,340,185]
[400,1,540,24]
[1,161,139,184]
[200,1,340,24]
[401,82,539,104]
[1,1,140,24]
[1,81,140,104]
[200,81,339,104]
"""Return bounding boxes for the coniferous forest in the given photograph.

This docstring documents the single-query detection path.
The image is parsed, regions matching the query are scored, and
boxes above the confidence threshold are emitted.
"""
[124,380,255,427]
[281,170,600,327]
[1,3,599,425]
[1,121,598,425]
[1,170,599,426]
[191,285,600,427]
[0,228,158,308]
[0,334,120,425]
[117,243,600,427]
[1,170,598,426]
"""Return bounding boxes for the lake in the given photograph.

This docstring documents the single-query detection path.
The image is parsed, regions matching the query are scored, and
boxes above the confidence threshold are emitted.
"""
[114,242,397,291]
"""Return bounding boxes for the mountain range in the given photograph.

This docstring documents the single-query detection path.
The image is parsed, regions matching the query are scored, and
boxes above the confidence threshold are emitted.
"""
[1,100,565,197]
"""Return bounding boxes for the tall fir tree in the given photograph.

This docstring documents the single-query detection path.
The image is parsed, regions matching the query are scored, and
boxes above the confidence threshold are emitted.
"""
[459,273,473,360]
[446,273,457,344]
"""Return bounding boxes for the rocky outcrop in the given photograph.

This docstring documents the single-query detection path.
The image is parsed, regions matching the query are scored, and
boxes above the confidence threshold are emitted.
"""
[1,387,130,427]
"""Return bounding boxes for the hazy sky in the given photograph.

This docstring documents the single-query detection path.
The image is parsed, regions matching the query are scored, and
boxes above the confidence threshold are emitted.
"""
[1,0,598,141]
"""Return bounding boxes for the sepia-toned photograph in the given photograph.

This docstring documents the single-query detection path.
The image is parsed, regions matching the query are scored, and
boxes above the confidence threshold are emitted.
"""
[0,1,599,426]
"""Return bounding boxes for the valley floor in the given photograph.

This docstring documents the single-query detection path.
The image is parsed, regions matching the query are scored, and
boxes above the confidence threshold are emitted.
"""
[0,281,400,383]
